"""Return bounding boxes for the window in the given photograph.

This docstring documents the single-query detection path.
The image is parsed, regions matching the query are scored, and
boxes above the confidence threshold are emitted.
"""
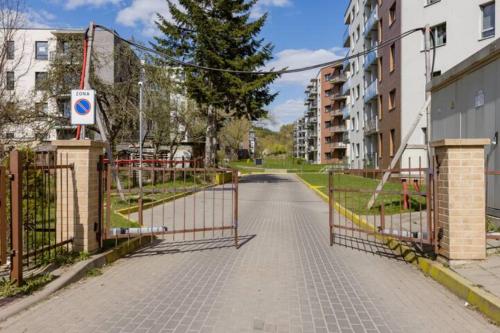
[58,99,71,118]
[389,43,396,72]
[356,85,360,100]
[481,2,496,38]
[6,41,14,60]
[35,41,48,60]
[431,23,447,46]
[432,71,442,77]
[389,129,395,157]
[389,89,396,110]
[422,128,428,144]
[378,95,383,119]
[356,112,360,130]
[378,133,383,158]
[389,2,396,26]
[6,71,14,90]
[356,144,360,158]
[35,72,48,90]
[356,25,360,41]
[5,133,14,139]
[378,57,383,81]
[35,102,48,115]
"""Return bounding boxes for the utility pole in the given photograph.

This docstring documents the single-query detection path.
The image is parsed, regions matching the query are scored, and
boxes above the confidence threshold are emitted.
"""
[138,60,145,195]
[424,25,433,163]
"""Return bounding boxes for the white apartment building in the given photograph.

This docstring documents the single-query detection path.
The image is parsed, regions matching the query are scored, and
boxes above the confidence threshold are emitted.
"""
[341,0,498,170]
[1,27,132,142]
[343,0,373,169]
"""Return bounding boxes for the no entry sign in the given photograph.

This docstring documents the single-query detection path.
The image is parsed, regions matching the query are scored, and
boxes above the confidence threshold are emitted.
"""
[71,90,96,125]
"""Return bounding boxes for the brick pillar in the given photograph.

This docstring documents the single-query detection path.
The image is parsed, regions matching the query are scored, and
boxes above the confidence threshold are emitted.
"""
[52,140,105,253]
[432,139,490,261]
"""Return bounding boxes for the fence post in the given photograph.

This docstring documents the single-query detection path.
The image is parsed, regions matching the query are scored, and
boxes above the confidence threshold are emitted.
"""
[432,139,490,262]
[10,150,23,286]
[0,166,7,265]
[52,140,105,253]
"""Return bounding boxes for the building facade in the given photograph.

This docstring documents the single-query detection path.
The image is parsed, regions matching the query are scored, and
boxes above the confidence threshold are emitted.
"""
[341,0,499,169]
[1,27,136,142]
[293,65,349,164]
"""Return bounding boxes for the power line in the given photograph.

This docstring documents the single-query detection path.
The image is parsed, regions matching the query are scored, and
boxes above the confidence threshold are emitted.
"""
[95,24,429,76]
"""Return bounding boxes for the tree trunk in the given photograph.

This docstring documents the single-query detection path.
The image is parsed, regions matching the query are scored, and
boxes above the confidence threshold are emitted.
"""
[204,106,217,167]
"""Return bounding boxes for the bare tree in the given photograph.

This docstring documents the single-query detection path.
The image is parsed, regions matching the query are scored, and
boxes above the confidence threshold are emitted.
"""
[0,0,42,144]
[219,118,251,162]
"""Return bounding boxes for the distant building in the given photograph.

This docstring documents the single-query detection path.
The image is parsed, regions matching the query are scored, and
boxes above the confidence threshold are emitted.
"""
[293,65,348,164]
[341,0,499,169]
[429,37,500,215]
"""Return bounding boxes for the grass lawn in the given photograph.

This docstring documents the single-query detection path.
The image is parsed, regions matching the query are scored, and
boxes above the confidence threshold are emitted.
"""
[108,177,205,228]
[297,173,427,216]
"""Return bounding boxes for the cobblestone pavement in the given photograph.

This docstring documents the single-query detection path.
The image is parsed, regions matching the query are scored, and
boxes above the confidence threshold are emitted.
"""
[1,174,498,333]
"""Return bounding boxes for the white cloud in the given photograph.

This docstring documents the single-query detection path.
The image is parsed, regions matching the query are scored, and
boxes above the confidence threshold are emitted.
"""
[23,8,57,28]
[116,0,174,36]
[264,98,305,130]
[266,47,346,86]
[64,0,121,10]
[251,0,292,19]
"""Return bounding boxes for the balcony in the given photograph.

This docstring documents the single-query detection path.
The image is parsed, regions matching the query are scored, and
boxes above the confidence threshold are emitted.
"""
[331,109,343,117]
[363,7,379,36]
[49,51,81,64]
[363,48,378,70]
[364,116,379,135]
[341,105,350,119]
[364,80,378,103]
[341,78,351,96]
[331,92,348,102]
[329,74,347,84]
[329,125,347,133]
[342,132,349,143]
[329,142,348,149]
[342,58,350,71]
[343,28,350,48]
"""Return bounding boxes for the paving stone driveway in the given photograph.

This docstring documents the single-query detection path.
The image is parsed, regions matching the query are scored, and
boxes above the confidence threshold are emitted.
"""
[1,174,497,333]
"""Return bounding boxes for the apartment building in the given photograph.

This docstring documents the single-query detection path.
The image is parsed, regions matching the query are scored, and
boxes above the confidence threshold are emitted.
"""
[1,27,136,142]
[304,78,320,162]
[342,0,498,169]
[319,65,348,164]
[293,65,349,164]
[293,117,307,159]
[343,0,370,168]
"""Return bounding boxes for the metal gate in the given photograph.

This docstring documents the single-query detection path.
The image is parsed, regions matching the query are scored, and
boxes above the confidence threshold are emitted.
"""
[328,165,434,251]
[101,160,239,248]
[0,149,75,285]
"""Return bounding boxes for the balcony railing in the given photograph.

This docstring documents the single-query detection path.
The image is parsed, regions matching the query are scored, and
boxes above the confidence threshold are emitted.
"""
[329,125,347,133]
[342,132,349,143]
[331,109,343,117]
[364,6,379,35]
[363,48,378,70]
[329,142,348,149]
[341,105,350,119]
[329,74,347,84]
[364,80,378,103]
[341,78,351,96]
[343,28,350,47]
[331,92,348,101]
[364,116,379,134]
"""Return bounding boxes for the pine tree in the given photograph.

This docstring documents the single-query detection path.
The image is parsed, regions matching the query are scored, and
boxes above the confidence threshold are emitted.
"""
[154,0,278,165]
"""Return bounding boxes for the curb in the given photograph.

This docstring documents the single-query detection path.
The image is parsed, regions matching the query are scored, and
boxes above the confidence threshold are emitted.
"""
[295,174,500,325]
[0,235,153,322]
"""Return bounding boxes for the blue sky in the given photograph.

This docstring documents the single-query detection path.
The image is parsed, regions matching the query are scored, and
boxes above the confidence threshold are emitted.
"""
[27,0,349,130]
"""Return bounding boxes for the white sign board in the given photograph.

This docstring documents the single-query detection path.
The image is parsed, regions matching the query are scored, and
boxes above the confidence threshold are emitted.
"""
[71,89,96,125]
